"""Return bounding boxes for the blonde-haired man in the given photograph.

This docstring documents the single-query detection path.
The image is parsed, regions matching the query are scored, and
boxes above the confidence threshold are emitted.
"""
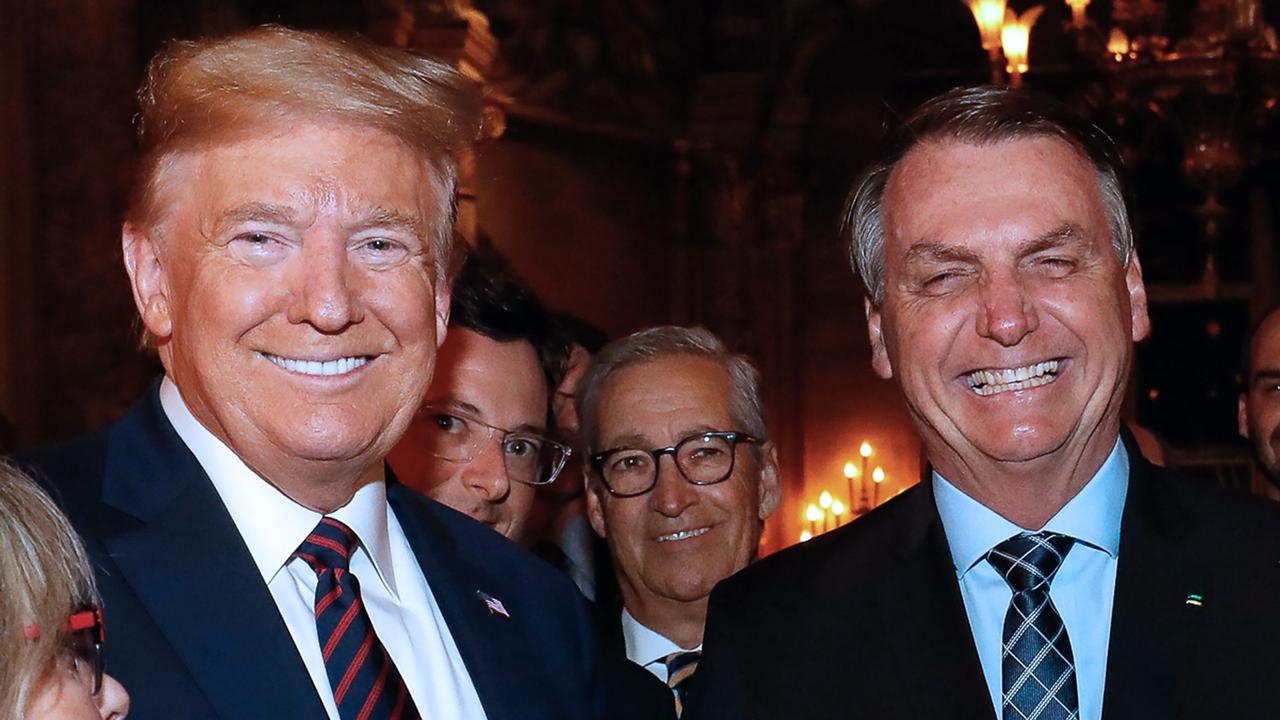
[21,26,601,720]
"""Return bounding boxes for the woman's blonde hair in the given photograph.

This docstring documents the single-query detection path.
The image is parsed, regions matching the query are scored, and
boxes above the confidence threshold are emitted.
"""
[0,461,99,719]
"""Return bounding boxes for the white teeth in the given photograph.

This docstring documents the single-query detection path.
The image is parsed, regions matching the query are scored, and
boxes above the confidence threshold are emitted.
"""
[657,527,710,543]
[968,360,1060,396]
[263,353,370,377]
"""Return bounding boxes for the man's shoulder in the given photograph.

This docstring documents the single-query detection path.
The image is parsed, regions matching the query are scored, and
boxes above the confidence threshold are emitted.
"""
[1136,462,1280,547]
[714,484,925,612]
[391,485,589,608]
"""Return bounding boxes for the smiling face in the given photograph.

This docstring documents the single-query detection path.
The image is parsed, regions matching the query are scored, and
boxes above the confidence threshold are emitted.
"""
[123,122,451,507]
[585,355,780,618]
[1240,310,1280,483]
[867,137,1149,485]
[389,328,550,541]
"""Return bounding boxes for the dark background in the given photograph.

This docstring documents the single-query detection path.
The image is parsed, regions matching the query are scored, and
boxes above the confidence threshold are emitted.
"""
[3,0,1278,551]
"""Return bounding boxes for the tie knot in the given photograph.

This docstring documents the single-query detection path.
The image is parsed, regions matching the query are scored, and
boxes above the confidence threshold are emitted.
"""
[293,517,358,575]
[986,531,1074,593]
[663,650,701,689]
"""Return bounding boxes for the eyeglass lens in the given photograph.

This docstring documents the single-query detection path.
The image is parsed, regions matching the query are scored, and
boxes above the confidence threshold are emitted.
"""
[602,433,737,496]
[419,411,567,485]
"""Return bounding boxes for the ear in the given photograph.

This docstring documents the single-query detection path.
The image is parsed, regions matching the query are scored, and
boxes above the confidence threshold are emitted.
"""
[1125,252,1150,343]
[585,475,608,539]
[866,297,894,379]
[122,222,173,340]
[434,280,452,350]
[1239,393,1251,439]
[755,441,782,521]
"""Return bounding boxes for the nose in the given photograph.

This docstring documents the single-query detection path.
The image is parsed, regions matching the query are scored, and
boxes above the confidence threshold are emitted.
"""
[286,236,365,332]
[649,454,699,519]
[462,439,511,503]
[98,673,130,719]
[975,272,1039,347]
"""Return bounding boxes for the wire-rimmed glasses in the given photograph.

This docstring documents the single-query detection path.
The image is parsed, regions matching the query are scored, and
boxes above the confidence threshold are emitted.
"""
[589,430,761,498]
[416,403,572,486]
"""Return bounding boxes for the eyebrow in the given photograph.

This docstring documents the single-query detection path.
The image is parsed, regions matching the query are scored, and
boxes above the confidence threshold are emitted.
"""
[1253,369,1280,384]
[212,203,299,234]
[349,207,426,239]
[599,425,726,451]
[430,399,547,435]
[1018,223,1087,255]
[209,203,425,239]
[903,223,1088,264]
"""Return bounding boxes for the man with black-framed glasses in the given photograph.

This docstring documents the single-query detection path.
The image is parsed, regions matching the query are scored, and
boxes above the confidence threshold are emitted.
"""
[577,326,781,718]
[389,253,569,544]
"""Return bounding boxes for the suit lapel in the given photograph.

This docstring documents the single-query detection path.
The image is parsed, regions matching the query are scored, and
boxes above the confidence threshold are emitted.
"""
[1101,445,1207,720]
[874,483,997,720]
[388,483,538,720]
[100,389,326,719]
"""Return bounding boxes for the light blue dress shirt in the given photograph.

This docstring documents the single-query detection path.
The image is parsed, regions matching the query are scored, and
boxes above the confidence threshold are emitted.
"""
[933,440,1128,720]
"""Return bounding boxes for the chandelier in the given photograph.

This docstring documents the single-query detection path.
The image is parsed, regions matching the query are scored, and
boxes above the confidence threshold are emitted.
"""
[966,0,1280,294]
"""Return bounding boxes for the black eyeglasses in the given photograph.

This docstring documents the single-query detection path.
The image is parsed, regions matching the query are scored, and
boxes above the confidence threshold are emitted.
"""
[589,431,761,498]
[24,604,106,695]
[416,404,572,486]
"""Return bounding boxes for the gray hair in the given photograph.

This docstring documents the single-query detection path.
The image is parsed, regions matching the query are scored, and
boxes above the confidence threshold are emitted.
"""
[843,85,1133,305]
[576,326,769,456]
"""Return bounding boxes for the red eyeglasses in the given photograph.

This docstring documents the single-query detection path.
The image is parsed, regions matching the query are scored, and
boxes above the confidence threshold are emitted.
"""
[23,605,106,695]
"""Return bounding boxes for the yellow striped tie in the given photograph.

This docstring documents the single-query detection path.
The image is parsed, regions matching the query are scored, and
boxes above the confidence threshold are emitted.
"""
[663,650,701,718]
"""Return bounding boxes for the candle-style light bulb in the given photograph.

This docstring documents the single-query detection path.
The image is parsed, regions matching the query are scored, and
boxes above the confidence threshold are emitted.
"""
[819,490,833,509]
[843,461,857,479]
[805,504,823,523]
[1000,5,1044,88]
[872,467,886,483]
[966,0,1008,53]
[831,499,846,516]
[859,441,873,459]
[799,530,813,543]
[1065,0,1090,29]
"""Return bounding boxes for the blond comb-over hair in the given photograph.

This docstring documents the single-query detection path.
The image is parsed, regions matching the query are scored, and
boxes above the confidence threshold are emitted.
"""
[127,24,483,283]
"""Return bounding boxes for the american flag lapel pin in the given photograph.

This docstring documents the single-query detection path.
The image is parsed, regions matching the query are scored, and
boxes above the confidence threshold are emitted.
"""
[477,590,511,619]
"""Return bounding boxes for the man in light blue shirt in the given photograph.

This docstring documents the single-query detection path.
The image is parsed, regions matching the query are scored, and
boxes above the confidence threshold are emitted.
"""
[688,86,1280,720]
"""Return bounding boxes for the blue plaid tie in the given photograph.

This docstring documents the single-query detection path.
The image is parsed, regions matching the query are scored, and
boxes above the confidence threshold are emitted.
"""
[293,517,420,720]
[986,532,1079,720]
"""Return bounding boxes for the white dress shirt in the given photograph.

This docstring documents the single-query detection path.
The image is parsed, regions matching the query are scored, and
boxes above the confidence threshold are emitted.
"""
[160,378,487,720]
[620,608,700,684]
[933,439,1128,720]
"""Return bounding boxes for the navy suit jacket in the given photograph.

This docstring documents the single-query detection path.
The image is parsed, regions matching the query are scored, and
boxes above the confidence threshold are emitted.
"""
[19,383,604,720]
[685,437,1280,720]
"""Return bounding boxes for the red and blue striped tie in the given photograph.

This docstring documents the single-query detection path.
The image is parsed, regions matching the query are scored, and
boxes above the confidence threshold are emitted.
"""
[293,517,420,720]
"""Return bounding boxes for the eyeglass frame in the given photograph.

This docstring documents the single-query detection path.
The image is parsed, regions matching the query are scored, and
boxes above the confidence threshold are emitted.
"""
[23,604,106,695]
[589,430,762,498]
[416,403,573,486]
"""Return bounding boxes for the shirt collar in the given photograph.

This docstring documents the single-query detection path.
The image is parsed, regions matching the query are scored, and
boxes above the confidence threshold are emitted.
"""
[932,438,1129,577]
[621,608,697,667]
[158,376,400,597]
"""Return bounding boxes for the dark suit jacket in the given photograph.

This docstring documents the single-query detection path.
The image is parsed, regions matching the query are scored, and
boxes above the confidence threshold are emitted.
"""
[593,582,679,720]
[18,384,604,720]
[685,440,1280,720]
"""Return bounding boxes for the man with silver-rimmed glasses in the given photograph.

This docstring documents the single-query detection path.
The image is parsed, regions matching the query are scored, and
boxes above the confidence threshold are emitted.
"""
[577,326,781,717]
[389,254,572,544]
